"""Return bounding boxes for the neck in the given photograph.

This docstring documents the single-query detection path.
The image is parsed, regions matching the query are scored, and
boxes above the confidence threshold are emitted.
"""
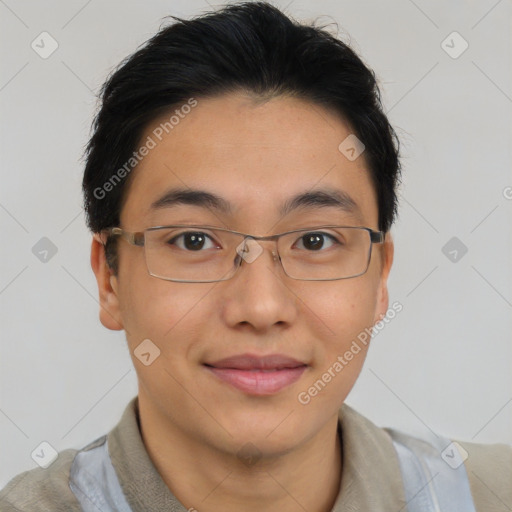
[138,396,342,512]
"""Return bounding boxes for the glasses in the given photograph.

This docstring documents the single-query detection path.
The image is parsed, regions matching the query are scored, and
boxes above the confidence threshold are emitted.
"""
[102,225,384,283]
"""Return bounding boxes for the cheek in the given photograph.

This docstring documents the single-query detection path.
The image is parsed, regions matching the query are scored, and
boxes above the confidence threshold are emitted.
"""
[118,262,217,358]
[294,280,378,415]
[116,276,221,434]
[118,277,217,412]
[308,277,379,345]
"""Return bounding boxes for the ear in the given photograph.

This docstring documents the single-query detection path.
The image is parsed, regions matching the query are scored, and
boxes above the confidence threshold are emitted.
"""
[373,231,394,324]
[90,235,124,331]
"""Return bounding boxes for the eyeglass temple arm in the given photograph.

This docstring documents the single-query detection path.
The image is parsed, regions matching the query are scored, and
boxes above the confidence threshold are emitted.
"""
[106,227,145,246]
[370,230,385,243]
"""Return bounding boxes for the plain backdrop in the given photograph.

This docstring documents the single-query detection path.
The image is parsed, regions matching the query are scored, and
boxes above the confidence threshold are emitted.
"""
[1,0,511,487]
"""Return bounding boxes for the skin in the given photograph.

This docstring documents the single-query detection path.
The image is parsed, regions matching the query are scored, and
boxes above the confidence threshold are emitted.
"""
[91,91,394,512]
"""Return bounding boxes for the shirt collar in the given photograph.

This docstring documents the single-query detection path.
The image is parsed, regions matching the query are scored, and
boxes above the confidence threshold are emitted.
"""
[331,403,406,511]
[107,396,406,511]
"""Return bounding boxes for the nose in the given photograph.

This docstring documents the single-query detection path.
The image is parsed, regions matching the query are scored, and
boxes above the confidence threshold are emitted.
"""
[220,239,297,331]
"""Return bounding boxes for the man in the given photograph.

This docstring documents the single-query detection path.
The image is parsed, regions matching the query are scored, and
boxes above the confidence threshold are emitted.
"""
[1,2,510,511]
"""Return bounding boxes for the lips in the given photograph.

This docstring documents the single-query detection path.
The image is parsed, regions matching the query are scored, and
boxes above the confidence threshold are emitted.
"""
[204,354,307,395]
[207,354,306,370]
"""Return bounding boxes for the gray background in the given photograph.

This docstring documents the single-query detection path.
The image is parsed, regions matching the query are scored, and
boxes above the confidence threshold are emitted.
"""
[1,0,511,487]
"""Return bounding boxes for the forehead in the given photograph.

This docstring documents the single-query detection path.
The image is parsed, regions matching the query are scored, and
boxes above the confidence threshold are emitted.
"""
[120,92,378,230]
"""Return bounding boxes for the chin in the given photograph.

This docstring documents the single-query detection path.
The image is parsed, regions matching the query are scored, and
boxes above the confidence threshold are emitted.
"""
[217,406,314,450]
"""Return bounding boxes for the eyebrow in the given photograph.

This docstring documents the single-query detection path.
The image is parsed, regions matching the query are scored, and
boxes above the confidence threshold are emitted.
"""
[150,186,360,218]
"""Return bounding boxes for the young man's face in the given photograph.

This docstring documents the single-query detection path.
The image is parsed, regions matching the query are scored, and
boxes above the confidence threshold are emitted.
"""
[92,92,393,457]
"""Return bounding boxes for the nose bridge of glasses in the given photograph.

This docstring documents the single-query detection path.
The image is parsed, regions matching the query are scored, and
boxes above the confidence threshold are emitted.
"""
[237,235,279,263]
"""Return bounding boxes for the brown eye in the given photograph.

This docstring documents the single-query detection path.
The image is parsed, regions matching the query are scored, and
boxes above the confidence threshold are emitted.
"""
[295,232,338,251]
[168,232,216,251]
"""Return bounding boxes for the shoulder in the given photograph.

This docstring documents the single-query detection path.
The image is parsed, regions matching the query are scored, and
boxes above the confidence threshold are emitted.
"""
[0,448,82,512]
[387,426,512,512]
[457,439,512,511]
[340,405,512,511]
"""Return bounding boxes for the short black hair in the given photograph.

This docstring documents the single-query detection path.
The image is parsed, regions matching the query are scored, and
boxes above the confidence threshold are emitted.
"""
[82,1,401,266]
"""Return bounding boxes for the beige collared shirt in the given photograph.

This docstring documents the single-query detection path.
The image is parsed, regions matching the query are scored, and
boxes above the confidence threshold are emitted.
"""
[1,396,510,511]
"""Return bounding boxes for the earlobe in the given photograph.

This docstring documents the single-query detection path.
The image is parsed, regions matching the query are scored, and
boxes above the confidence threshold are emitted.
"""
[91,236,124,331]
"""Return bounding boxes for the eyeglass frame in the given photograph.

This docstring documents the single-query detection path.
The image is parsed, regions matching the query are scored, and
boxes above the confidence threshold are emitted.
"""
[100,224,385,283]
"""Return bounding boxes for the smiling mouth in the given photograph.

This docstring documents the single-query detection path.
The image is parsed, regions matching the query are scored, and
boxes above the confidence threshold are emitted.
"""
[204,354,308,395]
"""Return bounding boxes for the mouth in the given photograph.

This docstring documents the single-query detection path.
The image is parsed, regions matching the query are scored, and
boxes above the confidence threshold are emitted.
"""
[204,354,308,396]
